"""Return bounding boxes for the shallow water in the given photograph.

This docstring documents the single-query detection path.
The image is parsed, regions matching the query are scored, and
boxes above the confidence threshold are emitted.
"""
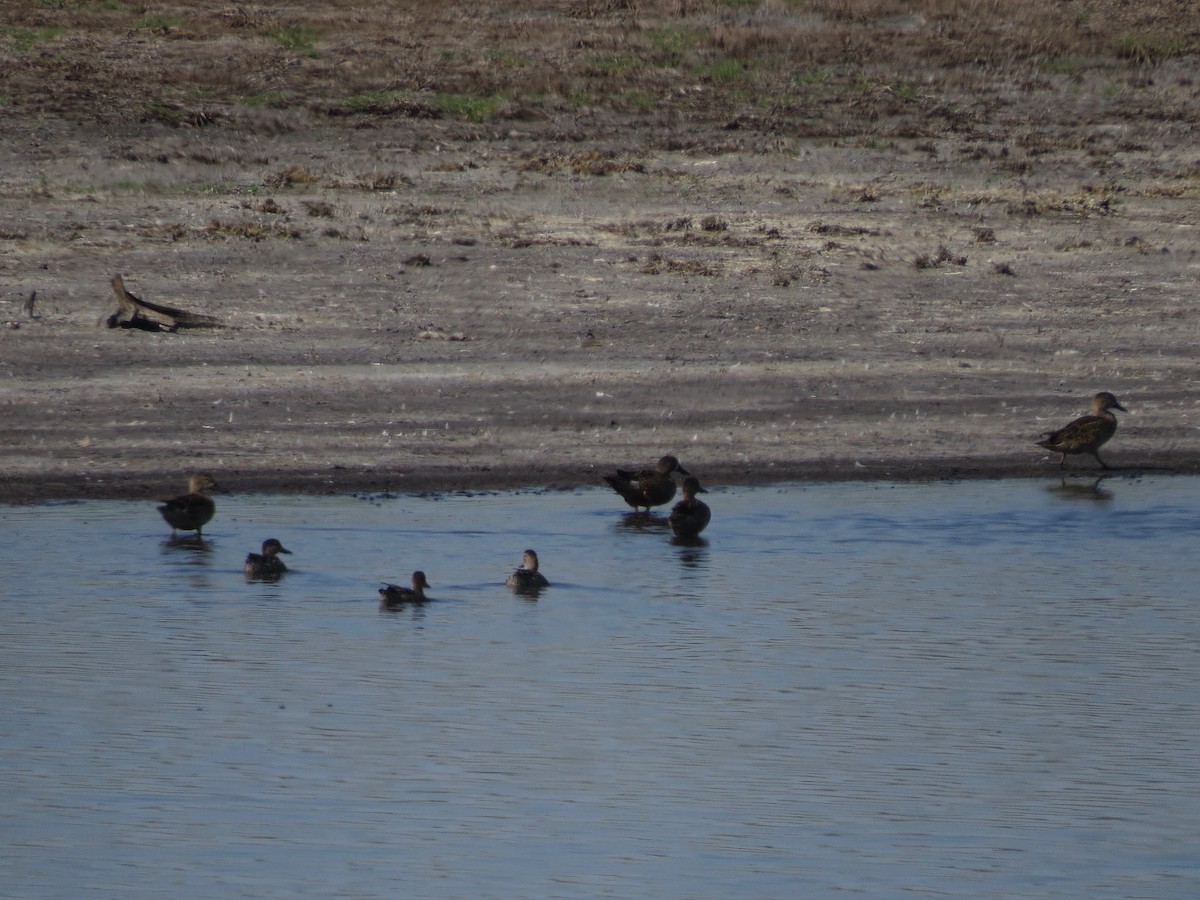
[3,476,1199,898]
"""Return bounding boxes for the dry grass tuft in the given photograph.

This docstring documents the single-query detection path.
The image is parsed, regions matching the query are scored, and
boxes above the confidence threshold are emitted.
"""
[203,220,306,242]
[267,165,319,188]
[522,149,646,176]
[641,254,723,277]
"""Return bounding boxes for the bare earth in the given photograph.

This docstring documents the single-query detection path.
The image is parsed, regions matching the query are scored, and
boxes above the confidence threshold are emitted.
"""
[2,10,1198,503]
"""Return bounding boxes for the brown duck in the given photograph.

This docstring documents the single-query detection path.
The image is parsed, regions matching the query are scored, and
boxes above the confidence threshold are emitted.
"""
[506,549,550,591]
[1036,392,1127,470]
[157,472,219,536]
[669,476,711,539]
[379,571,431,608]
[243,538,292,579]
[603,454,690,512]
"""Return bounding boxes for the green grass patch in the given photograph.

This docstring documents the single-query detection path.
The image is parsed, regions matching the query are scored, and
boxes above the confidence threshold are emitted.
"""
[486,49,529,68]
[241,91,292,110]
[344,90,403,113]
[113,178,169,194]
[566,89,596,109]
[340,90,431,116]
[645,27,698,63]
[623,90,658,111]
[265,24,322,57]
[793,67,832,87]
[1116,33,1187,66]
[434,92,506,122]
[586,51,642,76]
[135,14,183,31]
[696,58,747,83]
[1040,56,1084,76]
[0,26,64,51]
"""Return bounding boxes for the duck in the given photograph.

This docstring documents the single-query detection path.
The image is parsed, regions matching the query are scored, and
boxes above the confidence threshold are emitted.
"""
[157,472,219,536]
[379,571,430,608]
[506,549,550,590]
[603,454,690,512]
[243,538,292,579]
[669,476,711,539]
[1036,391,1127,470]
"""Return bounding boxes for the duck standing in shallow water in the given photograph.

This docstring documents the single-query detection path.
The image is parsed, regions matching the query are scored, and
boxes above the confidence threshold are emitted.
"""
[379,571,430,608]
[669,476,711,539]
[603,454,690,513]
[158,472,219,537]
[1036,391,1127,470]
[244,538,292,579]
[506,549,550,591]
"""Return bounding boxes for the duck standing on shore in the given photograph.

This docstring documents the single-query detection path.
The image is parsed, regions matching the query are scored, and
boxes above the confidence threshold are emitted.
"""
[1036,392,1127,470]
[157,472,219,537]
[603,454,690,513]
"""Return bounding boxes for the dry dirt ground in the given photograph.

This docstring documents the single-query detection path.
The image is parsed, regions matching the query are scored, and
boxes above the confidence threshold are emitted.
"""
[2,4,1199,503]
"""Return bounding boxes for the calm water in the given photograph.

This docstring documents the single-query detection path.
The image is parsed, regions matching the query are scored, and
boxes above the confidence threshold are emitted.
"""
[3,476,1199,898]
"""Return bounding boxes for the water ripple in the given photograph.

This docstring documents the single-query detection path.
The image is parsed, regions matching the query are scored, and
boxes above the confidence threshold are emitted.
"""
[2,477,1199,897]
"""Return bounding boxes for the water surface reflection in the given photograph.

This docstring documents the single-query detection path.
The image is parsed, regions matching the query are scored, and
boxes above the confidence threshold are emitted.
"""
[2,476,1199,897]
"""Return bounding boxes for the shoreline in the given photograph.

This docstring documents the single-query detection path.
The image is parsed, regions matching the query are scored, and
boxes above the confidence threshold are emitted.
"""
[3,454,1195,505]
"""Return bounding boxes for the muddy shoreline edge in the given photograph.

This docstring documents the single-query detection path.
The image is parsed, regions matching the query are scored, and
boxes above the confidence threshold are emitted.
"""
[4,454,1197,505]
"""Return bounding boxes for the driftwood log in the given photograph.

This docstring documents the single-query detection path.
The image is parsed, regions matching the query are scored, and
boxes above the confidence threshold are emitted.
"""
[104,274,220,332]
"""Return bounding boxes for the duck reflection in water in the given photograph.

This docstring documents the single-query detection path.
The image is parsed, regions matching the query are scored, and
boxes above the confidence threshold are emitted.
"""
[668,476,711,542]
[1046,476,1114,502]
[673,543,710,570]
[615,510,671,533]
[160,534,214,559]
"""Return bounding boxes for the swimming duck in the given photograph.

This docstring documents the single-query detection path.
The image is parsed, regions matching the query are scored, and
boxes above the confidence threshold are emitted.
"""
[379,571,430,608]
[506,549,550,590]
[669,476,711,539]
[1036,391,1127,470]
[157,472,219,536]
[243,538,292,579]
[603,454,690,512]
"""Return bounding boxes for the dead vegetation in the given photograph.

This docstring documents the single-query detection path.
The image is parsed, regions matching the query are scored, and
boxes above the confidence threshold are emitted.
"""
[0,1,1194,142]
[2,2,1199,498]
[104,274,220,331]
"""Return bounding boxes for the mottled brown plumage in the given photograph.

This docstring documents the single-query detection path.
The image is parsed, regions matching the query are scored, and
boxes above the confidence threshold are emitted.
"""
[603,454,690,512]
[157,472,219,536]
[379,571,430,608]
[1036,392,1127,469]
[506,549,550,591]
[243,538,292,579]
[669,476,711,539]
